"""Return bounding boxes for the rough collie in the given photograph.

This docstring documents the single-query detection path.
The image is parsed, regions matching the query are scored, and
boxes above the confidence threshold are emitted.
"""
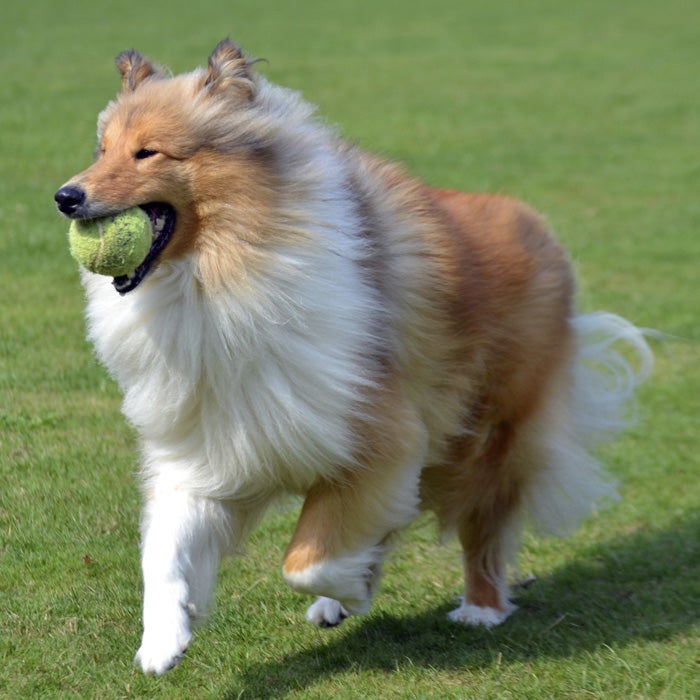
[55,40,652,674]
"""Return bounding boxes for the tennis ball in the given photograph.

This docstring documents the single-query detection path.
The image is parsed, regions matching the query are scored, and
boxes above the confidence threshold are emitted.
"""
[68,207,152,277]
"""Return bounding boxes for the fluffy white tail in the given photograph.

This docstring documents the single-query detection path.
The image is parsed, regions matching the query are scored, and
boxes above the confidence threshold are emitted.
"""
[572,311,654,442]
[524,311,653,536]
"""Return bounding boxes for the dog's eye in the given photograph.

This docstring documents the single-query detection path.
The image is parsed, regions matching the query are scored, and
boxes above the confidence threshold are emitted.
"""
[135,148,158,160]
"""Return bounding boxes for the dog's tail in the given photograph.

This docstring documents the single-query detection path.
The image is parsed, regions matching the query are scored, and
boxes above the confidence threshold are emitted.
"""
[572,311,654,440]
[524,311,654,537]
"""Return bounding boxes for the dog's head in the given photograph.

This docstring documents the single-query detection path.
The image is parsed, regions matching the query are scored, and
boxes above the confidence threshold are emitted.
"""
[55,39,269,294]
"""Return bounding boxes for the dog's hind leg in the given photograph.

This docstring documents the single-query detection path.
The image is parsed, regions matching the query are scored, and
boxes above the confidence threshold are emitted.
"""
[441,420,526,628]
[282,405,427,626]
[135,485,260,674]
[439,321,639,628]
[421,394,560,629]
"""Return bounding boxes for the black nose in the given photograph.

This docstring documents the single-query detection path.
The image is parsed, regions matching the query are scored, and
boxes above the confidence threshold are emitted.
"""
[54,185,86,216]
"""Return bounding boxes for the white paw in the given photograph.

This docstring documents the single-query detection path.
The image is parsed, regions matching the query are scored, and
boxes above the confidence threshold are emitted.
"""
[305,596,350,628]
[135,615,191,674]
[447,599,516,629]
[135,593,193,674]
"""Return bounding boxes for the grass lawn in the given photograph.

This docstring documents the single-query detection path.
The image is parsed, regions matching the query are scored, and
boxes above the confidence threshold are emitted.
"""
[1,0,699,697]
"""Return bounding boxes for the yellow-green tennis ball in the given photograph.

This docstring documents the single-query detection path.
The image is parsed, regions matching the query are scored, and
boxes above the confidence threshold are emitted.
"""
[68,207,152,277]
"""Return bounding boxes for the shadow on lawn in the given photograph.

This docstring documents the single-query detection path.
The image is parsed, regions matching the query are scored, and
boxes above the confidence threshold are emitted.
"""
[226,515,699,698]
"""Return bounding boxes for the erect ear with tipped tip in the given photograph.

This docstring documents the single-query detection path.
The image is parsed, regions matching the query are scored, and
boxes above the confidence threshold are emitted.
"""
[115,49,165,93]
[204,38,255,100]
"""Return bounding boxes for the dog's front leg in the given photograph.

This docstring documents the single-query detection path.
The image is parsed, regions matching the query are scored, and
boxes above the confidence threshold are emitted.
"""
[134,486,245,675]
[283,405,427,625]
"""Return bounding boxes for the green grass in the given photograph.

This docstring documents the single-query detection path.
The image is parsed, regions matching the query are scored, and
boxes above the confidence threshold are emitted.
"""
[1,0,699,697]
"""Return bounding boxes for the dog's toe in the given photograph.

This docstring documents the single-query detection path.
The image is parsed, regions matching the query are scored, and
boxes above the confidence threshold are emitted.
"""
[305,596,349,627]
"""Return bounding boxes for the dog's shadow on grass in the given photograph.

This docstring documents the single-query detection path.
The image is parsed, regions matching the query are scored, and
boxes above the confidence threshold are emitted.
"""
[225,516,699,698]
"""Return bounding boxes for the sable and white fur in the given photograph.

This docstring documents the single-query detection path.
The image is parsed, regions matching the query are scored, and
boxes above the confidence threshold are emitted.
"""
[56,40,652,674]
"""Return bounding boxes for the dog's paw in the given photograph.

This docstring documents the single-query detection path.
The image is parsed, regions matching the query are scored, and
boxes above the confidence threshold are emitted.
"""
[447,599,516,629]
[135,594,193,675]
[305,596,350,628]
[135,622,191,675]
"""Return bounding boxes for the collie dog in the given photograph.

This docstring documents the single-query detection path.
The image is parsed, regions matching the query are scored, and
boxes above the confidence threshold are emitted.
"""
[55,40,652,674]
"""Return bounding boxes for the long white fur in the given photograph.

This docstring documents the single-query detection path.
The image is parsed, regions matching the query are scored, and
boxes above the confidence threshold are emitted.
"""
[523,312,653,538]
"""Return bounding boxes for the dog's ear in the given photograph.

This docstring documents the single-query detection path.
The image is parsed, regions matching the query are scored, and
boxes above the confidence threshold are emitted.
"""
[115,50,165,93]
[204,39,255,100]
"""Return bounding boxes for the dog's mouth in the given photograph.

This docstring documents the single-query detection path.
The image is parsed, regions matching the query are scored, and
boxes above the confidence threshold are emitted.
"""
[112,203,176,295]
